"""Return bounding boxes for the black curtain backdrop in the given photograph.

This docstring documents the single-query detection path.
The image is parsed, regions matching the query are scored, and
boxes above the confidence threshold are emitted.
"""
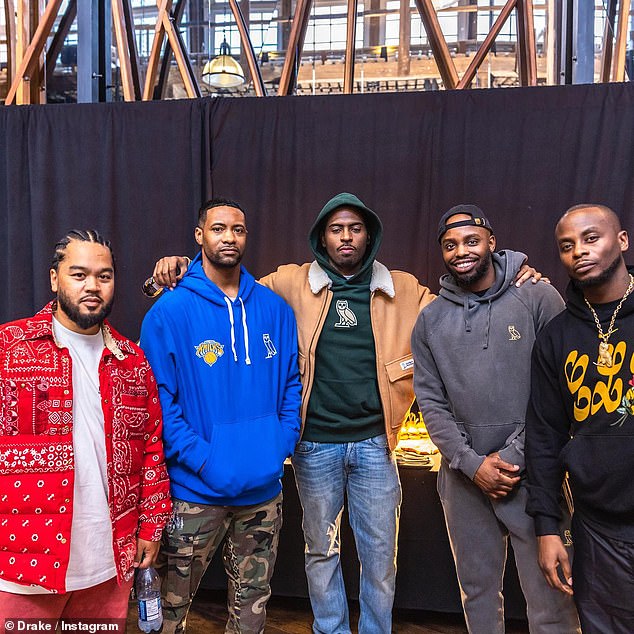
[2,82,634,340]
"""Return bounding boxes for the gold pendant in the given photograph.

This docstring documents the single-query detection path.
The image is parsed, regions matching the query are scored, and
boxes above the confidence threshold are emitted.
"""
[596,341,613,368]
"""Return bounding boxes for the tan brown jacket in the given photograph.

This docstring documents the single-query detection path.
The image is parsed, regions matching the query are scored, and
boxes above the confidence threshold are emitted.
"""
[260,260,435,450]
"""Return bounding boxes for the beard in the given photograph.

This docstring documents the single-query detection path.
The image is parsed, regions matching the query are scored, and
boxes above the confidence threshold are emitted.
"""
[204,246,243,269]
[574,253,622,288]
[57,288,113,331]
[449,249,493,289]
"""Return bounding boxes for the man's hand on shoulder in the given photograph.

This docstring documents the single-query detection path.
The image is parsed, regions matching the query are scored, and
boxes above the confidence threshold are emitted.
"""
[152,256,190,289]
[473,452,520,499]
[514,264,550,287]
[537,534,574,596]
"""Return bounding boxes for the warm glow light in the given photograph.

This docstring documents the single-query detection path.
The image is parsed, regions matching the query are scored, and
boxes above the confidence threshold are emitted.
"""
[202,40,246,88]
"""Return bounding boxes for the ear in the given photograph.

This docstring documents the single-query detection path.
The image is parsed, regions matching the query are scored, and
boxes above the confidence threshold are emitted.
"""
[320,232,326,248]
[194,226,203,247]
[489,234,496,252]
[50,269,58,293]
[367,234,371,244]
[619,230,629,252]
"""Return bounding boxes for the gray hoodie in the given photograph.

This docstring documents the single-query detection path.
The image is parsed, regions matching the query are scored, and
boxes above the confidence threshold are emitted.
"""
[411,250,564,480]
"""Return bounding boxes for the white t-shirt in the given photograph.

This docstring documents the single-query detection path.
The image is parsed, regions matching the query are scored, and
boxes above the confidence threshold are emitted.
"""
[0,319,116,594]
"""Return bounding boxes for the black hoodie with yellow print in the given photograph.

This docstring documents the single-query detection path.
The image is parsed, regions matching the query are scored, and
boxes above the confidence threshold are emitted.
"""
[526,271,634,541]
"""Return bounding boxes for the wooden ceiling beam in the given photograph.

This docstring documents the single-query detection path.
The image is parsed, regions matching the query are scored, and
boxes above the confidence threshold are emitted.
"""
[613,0,631,81]
[343,0,358,94]
[228,0,266,96]
[6,0,64,105]
[112,0,136,101]
[121,0,142,99]
[278,0,312,96]
[413,0,458,90]
[516,0,536,86]
[600,0,617,83]
[4,0,17,84]
[143,0,200,100]
[456,0,516,89]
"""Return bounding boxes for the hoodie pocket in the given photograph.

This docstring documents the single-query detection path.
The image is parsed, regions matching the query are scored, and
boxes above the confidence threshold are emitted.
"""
[199,413,286,499]
[460,421,521,456]
[455,422,473,447]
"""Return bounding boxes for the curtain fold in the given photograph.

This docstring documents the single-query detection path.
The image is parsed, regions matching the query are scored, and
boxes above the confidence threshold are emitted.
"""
[1,83,634,339]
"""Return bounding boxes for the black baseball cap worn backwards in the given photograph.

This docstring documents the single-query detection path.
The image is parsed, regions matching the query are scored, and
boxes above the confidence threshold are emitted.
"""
[437,204,494,242]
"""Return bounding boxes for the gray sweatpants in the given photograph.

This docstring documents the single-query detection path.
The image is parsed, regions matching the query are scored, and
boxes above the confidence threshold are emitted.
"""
[437,463,580,634]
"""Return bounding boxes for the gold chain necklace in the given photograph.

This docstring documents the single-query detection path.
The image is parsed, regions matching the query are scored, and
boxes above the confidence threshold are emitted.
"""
[584,274,634,368]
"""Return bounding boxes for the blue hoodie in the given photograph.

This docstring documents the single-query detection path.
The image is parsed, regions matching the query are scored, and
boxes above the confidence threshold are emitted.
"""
[140,254,301,506]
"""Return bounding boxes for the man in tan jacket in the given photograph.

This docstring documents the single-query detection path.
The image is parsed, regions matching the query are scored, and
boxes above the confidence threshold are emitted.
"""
[149,192,538,634]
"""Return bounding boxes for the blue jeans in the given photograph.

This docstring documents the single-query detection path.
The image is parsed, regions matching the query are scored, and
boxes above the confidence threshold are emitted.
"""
[292,434,402,634]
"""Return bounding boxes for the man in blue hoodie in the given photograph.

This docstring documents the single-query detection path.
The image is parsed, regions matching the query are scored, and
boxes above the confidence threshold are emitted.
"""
[139,199,302,634]
[411,206,580,633]
[149,194,550,634]
[148,193,435,633]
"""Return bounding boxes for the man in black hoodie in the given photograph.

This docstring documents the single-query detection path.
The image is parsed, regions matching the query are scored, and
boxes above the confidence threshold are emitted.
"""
[526,204,634,634]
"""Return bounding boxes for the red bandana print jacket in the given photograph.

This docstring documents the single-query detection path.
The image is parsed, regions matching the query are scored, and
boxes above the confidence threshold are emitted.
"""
[0,303,171,593]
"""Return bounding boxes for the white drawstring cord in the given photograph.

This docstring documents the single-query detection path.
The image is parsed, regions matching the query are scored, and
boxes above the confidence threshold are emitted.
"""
[224,296,251,364]
[239,297,251,365]
[224,297,238,362]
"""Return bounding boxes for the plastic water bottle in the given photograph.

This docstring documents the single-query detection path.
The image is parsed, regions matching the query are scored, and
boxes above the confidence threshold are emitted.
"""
[136,567,163,632]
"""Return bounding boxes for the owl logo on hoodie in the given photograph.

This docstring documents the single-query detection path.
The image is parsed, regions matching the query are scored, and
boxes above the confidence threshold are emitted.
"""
[263,334,277,359]
[335,300,357,328]
[508,325,521,341]
[195,340,225,367]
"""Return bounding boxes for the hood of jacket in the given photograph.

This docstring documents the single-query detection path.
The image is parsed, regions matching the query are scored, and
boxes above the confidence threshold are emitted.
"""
[179,252,256,364]
[438,249,526,341]
[308,192,383,281]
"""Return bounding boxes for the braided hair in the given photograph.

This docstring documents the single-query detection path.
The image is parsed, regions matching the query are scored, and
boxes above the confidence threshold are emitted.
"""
[51,229,115,272]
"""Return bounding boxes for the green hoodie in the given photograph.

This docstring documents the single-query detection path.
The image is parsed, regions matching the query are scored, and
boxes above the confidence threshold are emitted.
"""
[303,193,385,443]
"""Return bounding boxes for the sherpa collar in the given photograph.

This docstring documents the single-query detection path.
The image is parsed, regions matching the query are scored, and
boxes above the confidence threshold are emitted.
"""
[307,260,395,298]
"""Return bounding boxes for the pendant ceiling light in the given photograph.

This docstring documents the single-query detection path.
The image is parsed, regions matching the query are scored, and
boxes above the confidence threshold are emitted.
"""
[202,38,246,88]
[203,0,246,89]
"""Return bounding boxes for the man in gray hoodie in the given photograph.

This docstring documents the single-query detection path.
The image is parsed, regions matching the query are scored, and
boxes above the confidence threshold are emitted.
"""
[411,205,580,634]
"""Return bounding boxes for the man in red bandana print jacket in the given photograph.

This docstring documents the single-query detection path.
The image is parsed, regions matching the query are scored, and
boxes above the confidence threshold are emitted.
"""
[0,230,171,622]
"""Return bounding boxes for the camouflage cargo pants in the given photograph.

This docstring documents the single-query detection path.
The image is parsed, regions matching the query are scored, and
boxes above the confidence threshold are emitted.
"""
[157,493,283,634]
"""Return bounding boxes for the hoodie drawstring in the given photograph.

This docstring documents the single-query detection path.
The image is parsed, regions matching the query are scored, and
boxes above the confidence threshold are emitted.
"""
[224,297,238,362]
[239,297,251,365]
[223,296,251,365]
[462,296,491,349]
[484,301,492,349]
[463,297,472,333]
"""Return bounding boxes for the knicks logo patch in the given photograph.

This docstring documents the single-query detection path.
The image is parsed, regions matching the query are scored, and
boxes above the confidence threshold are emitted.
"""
[195,340,224,367]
